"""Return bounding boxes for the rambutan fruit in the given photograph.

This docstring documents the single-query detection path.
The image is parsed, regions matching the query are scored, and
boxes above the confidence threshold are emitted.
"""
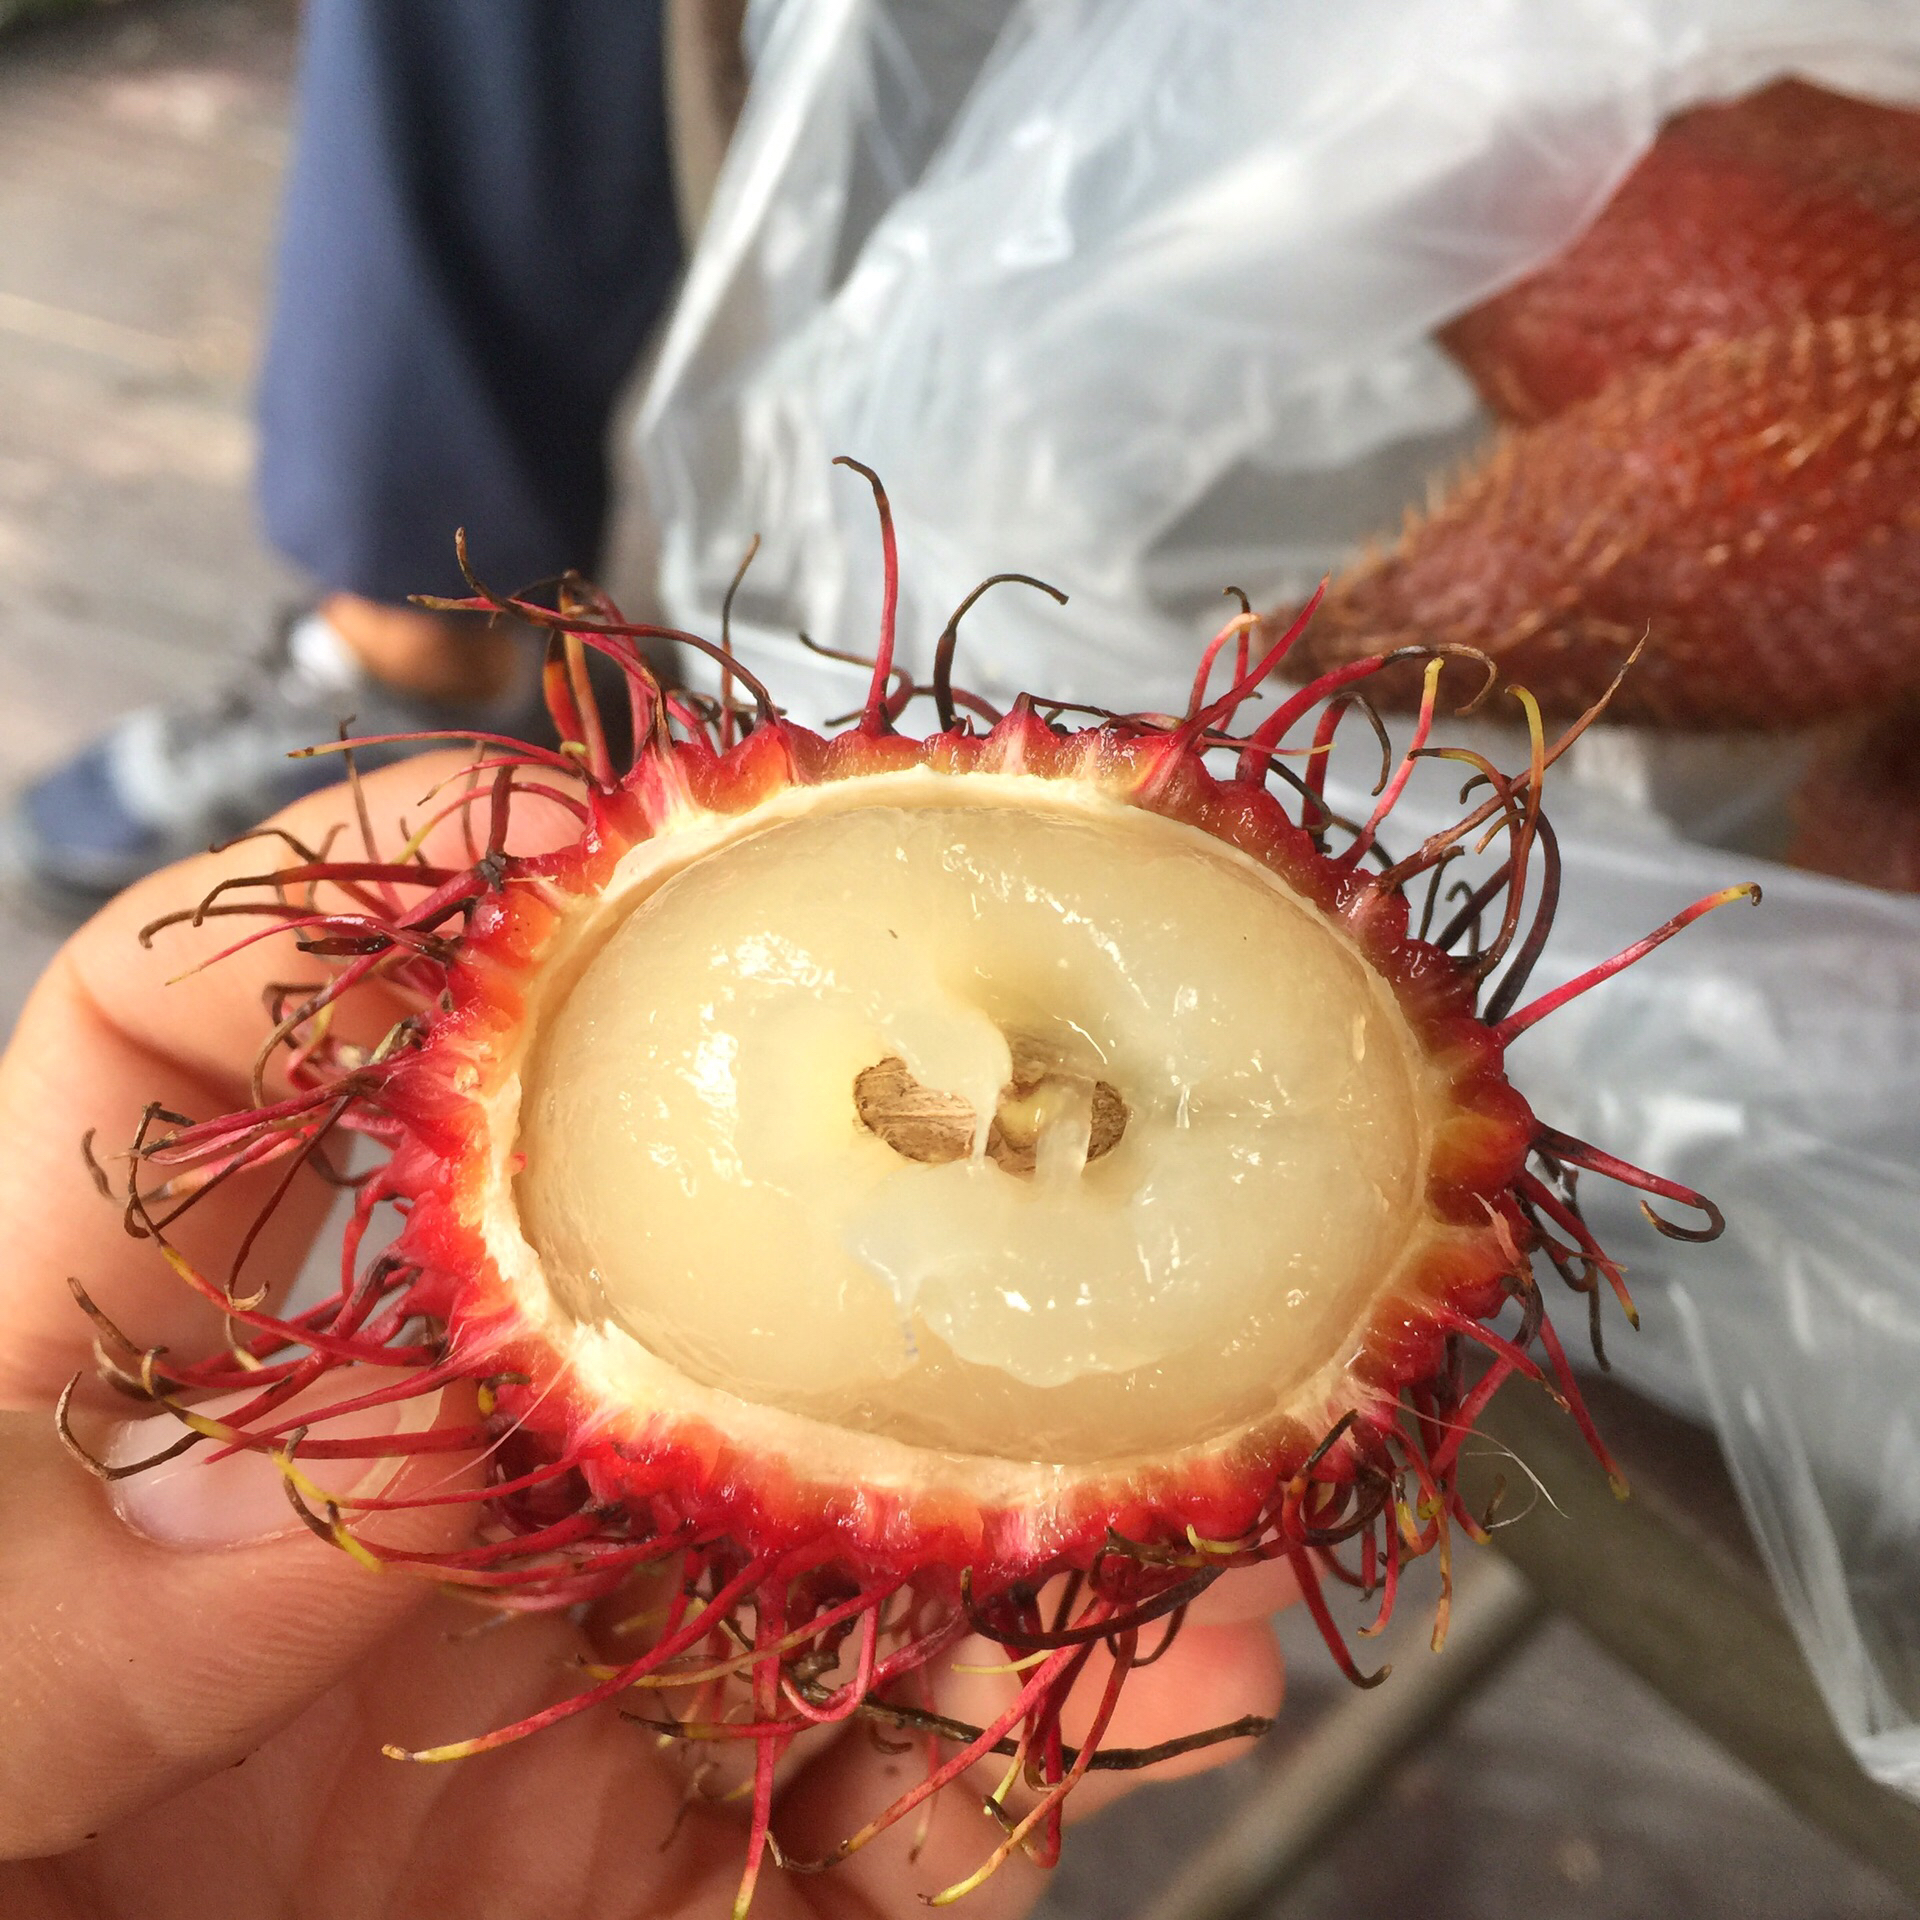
[1284,316,1920,727]
[1789,700,1920,892]
[1287,80,1920,727]
[71,466,1753,1911]
[1439,79,1920,426]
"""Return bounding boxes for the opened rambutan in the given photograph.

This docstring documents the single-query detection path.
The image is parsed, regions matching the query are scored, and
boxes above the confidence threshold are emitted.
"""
[70,466,1753,1911]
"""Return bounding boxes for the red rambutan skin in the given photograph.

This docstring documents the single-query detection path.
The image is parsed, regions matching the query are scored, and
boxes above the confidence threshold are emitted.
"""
[1290,316,1920,727]
[1286,81,1920,728]
[1439,79,1920,424]
[1789,701,1920,891]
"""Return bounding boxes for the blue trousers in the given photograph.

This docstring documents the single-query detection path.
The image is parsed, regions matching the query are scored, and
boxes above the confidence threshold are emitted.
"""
[256,0,681,605]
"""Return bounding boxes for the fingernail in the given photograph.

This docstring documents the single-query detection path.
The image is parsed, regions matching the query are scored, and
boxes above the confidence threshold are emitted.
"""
[106,1369,446,1550]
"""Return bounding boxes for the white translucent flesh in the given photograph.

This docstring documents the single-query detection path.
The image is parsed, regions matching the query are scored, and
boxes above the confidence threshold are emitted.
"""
[515,793,1428,1465]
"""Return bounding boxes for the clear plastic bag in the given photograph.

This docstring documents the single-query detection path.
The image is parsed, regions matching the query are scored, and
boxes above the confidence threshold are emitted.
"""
[635,0,1920,1793]
[1324,743,1920,1795]
[640,0,1920,724]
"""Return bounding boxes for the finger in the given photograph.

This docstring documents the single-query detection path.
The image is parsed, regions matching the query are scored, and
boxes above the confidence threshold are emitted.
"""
[0,948,339,1410]
[1055,1617,1284,1819]
[773,1611,1285,1916]
[0,1373,482,1859]
[163,1596,837,1920]
[0,751,582,1409]
[69,748,581,1108]
[1183,1554,1301,1626]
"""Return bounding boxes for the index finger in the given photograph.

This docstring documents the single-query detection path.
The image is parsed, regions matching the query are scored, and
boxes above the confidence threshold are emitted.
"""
[0,750,580,1410]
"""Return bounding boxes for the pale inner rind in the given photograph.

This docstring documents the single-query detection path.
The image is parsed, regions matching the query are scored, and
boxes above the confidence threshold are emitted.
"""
[511,775,1437,1466]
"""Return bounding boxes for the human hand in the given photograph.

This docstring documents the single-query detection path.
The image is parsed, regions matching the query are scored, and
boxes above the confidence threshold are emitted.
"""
[0,756,1288,1920]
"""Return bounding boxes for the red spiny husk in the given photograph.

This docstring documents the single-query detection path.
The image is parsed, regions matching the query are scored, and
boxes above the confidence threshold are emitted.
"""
[1291,80,1920,728]
[1439,79,1920,425]
[1789,698,1920,892]
[82,487,1749,1910]
[1286,316,1920,726]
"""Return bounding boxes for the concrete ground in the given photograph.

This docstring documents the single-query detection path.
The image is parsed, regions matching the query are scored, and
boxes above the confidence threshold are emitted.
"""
[0,4,1913,1917]
[0,0,301,1025]
[1044,1603,1919,1920]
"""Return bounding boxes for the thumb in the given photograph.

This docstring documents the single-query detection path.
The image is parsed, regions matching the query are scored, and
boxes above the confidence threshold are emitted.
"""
[0,1371,481,1858]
